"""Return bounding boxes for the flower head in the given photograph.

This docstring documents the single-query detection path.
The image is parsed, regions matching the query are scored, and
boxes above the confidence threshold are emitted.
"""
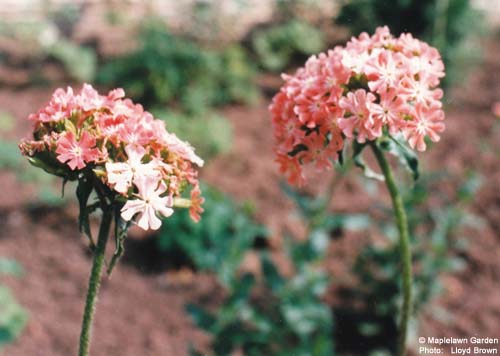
[270,26,445,185]
[20,84,203,230]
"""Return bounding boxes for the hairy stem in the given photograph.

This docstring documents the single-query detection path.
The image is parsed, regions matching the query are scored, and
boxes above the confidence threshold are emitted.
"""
[371,142,413,356]
[78,209,112,356]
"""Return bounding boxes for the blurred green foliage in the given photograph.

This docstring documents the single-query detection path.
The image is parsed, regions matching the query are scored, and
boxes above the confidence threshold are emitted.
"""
[336,0,485,87]
[0,140,67,206]
[158,184,267,287]
[251,20,325,72]
[152,109,232,161]
[334,172,481,355]
[0,18,96,83]
[97,21,258,115]
[188,235,334,356]
[186,180,380,356]
[0,259,27,349]
[47,39,96,83]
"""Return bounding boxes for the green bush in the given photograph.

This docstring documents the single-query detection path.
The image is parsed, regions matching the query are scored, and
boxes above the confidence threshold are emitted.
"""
[336,0,485,87]
[251,20,325,72]
[188,236,334,356]
[157,184,267,286]
[97,20,258,115]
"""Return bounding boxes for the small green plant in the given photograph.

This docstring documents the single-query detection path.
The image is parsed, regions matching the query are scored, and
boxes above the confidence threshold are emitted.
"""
[188,233,334,356]
[0,259,28,349]
[158,184,267,286]
[97,20,258,114]
[251,20,325,72]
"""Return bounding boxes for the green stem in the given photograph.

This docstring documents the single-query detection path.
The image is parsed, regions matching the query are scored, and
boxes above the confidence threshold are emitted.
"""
[371,142,413,356]
[78,209,113,356]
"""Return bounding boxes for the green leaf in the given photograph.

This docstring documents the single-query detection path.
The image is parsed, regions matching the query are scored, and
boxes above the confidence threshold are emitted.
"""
[380,135,420,181]
[352,141,384,181]
[186,304,216,330]
[261,254,284,292]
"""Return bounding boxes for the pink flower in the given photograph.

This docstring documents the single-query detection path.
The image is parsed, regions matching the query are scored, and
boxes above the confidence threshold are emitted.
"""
[269,26,445,185]
[77,84,106,112]
[370,89,407,134]
[189,186,204,223]
[404,103,445,151]
[22,83,204,230]
[399,75,443,107]
[56,131,100,170]
[121,175,174,230]
[338,89,379,143]
[276,154,306,187]
[366,51,402,93]
[29,87,75,123]
[160,131,204,167]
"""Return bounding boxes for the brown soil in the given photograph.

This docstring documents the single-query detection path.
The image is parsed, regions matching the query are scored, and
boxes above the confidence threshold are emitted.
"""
[1,35,499,356]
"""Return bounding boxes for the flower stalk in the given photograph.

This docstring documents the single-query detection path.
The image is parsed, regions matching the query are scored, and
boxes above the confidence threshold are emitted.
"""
[78,208,113,356]
[371,141,413,356]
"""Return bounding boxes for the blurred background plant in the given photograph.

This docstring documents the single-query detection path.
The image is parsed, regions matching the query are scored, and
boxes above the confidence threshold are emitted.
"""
[0,4,96,85]
[336,0,485,87]
[250,19,325,72]
[333,171,482,355]
[97,20,258,114]
[0,111,68,205]
[0,258,27,350]
[187,233,335,356]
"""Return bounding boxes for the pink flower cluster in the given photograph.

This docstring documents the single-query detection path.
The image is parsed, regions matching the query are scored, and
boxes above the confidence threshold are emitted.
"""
[270,26,445,186]
[20,84,204,230]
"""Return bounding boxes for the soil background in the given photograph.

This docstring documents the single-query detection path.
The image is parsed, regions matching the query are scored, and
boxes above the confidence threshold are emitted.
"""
[0,35,499,356]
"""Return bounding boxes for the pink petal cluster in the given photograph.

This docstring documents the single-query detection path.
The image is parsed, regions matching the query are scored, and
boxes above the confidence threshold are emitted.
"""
[20,84,204,230]
[270,26,445,186]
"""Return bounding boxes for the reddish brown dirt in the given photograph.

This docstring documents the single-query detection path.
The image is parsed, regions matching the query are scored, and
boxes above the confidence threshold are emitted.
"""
[1,35,499,356]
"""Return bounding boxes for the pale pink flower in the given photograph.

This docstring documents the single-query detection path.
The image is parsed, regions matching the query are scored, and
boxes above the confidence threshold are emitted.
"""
[55,131,100,170]
[400,75,443,107]
[77,84,106,112]
[404,103,445,151]
[338,89,379,143]
[106,145,160,194]
[370,89,407,134]
[121,175,174,230]
[161,132,204,167]
[366,51,402,93]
